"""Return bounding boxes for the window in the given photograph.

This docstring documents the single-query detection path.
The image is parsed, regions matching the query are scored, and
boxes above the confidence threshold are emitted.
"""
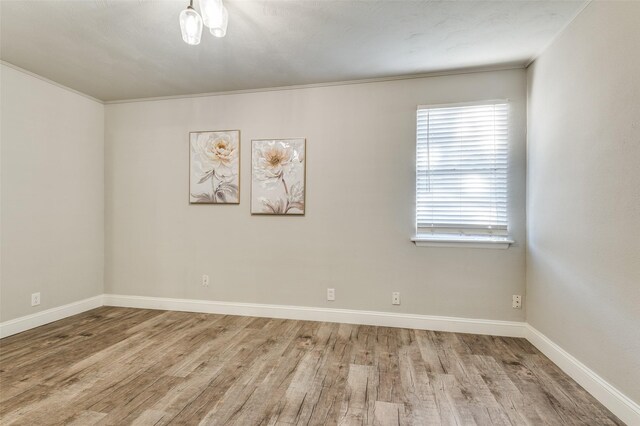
[413,101,513,248]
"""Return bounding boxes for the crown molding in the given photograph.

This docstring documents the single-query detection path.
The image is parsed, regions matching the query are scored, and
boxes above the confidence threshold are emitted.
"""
[104,64,525,105]
[0,60,104,104]
[525,0,592,68]
[2,59,524,105]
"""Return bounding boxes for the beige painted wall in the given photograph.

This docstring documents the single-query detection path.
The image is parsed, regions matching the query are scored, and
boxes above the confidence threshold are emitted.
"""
[527,2,640,403]
[0,64,105,322]
[105,68,527,321]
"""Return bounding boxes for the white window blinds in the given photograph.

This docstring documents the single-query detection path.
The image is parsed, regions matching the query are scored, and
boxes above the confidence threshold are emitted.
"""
[416,102,509,236]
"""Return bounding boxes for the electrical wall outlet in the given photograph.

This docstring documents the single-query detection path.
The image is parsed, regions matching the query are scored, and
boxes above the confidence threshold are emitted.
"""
[392,292,401,305]
[31,292,41,307]
[512,295,522,309]
[202,275,209,287]
[327,288,335,301]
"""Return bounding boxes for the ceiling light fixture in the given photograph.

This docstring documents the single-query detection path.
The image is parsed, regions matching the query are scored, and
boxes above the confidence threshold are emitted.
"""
[179,0,203,45]
[208,2,228,38]
[180,0,228,45]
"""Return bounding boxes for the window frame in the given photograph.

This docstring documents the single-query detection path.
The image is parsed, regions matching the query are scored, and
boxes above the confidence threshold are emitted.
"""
[413,100,514,249]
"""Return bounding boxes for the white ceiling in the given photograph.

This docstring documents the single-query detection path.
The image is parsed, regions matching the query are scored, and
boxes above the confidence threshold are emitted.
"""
[0,0,586,102]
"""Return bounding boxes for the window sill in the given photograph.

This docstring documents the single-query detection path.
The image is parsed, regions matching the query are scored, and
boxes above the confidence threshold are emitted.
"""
[411,235,514,249]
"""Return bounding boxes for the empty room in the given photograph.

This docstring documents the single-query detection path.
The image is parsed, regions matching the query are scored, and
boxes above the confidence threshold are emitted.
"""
[0,0,638,424]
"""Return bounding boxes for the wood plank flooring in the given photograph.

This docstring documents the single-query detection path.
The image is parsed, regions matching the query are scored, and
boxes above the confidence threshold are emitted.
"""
[0,307,623,425]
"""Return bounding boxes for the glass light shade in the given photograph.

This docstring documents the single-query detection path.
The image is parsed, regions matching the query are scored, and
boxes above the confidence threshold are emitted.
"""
[200,0,227,36]
[179,7,203,45]
[209,5,228,38]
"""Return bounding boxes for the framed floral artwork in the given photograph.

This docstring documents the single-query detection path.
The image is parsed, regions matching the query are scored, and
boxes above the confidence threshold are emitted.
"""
[251,138,306,215]
[189,130,240,204]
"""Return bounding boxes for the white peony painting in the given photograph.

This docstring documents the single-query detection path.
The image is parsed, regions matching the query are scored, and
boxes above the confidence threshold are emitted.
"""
[190,130,240,204]
[251,138,306,215]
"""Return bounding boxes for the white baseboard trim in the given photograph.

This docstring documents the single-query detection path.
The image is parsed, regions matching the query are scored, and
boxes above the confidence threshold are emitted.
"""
[102,294,527,338]
[0,295,104,338]
[526,325,640,425]
[2,293,636,424]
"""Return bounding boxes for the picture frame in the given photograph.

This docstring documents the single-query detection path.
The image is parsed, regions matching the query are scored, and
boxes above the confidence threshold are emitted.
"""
[251,138,306,215]
[189,130,241,204]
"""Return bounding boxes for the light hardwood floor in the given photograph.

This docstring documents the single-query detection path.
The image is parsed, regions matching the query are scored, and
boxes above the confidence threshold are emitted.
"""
[0,307,622,425]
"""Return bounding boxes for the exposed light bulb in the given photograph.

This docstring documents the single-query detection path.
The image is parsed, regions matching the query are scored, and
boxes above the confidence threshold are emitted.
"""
[209,5,228,38]
[179,6,203,45]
